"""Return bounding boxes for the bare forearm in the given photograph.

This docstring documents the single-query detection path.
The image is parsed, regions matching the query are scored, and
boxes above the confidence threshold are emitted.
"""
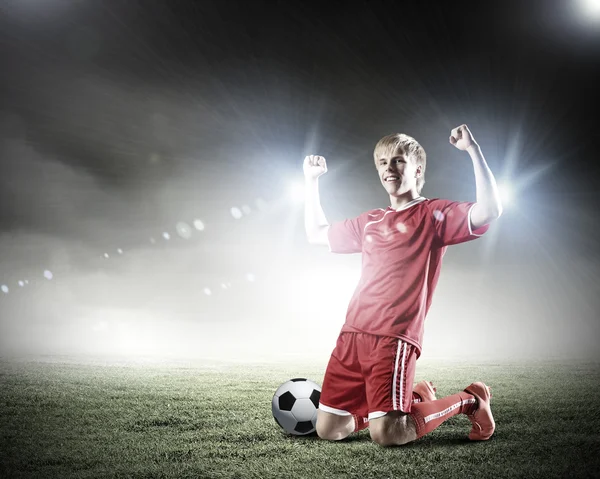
[304,178,330,243]
[467,144,503,218]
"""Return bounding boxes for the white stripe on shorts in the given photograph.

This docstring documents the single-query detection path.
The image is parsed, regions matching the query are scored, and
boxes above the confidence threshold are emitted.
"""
[392,340,407,411]
[399,341,407,409]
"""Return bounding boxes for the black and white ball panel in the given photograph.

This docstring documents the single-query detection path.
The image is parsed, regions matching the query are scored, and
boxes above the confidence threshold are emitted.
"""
[271,378,322,435]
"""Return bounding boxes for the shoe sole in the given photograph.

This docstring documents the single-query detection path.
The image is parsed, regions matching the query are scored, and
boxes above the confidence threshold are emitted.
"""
[464,382,495,441]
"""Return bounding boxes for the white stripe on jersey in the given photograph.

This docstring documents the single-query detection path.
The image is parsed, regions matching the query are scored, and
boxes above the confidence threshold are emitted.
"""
[364,197,428,233]
[364,209,392,233]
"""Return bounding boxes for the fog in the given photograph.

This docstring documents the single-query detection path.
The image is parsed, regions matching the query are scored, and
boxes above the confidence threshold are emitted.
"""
[1,0,598,364]
[1,132,597,363]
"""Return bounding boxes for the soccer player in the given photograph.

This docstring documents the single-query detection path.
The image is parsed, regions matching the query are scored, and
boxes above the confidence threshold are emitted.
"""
[303,124,502,446]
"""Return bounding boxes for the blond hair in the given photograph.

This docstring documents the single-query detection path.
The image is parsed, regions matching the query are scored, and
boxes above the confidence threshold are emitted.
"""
[374,133,426,194]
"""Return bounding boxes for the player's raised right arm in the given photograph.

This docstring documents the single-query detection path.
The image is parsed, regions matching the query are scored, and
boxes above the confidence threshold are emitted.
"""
[303,155,330,246]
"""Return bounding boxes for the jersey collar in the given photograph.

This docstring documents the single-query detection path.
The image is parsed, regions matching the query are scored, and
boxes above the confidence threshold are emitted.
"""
[388,196,427,212]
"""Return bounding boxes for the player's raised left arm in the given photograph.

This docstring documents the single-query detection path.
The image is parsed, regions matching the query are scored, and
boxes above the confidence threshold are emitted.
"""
[449,124,503,229]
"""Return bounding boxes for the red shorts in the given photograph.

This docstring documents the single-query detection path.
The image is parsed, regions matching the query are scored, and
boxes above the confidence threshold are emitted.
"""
[319,332,418,421]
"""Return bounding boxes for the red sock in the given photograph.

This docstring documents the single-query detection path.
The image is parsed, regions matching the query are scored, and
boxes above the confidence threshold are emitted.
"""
[353,414,369,432]
[409,392,476,439]
[412,391,423,403]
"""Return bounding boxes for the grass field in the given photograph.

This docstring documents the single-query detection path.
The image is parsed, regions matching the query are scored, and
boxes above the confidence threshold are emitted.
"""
[1,357,599,479]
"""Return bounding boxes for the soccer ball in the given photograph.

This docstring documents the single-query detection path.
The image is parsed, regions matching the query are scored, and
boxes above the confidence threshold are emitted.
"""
[272,378,321,435]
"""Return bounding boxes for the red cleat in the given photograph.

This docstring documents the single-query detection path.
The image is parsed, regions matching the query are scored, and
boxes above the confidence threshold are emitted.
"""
[413,380,437,402]
[464,382,495,441]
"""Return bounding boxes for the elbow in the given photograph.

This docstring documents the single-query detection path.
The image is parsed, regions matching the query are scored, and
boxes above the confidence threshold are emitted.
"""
[482,198,503,222]
[493,193,504,218]
[472,202,502,228]
[485,208,502,224]
[489,206,503,220]
[492,201,504,219]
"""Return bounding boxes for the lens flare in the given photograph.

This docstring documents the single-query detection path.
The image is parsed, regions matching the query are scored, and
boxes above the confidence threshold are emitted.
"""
[176,222,192,239]
[231,207,243,219]
[497,182,514,207]
[193,219,205,231]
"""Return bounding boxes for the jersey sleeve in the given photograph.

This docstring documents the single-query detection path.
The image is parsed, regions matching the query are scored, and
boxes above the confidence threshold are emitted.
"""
[426,199,490,246]
[327,212,370,254]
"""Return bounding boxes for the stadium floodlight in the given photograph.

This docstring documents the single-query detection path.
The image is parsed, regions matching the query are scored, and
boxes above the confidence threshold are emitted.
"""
[580,0,600,17]
[497,182,514,208]
[289,180,305,203]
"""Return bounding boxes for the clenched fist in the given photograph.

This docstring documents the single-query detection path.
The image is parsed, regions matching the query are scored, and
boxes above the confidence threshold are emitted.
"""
[303,155,328,180]
[449,124,477,151]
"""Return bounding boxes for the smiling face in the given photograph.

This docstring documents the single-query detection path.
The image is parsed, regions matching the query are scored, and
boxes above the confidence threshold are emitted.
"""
[376,153,419,196]
[373,133,426,197]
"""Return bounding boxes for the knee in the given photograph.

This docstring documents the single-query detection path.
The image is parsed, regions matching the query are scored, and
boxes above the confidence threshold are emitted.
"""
[369,417,414,447]
[370,428,412,447]
[370,428,398,447]
[315,411,354,441]
[316,422,350,441]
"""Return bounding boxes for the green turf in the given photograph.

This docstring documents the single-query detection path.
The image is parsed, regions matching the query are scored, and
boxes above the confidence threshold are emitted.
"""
[1,357,599,478]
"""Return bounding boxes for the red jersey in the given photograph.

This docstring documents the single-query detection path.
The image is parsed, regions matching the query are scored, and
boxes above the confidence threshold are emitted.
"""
[327,197,489,356]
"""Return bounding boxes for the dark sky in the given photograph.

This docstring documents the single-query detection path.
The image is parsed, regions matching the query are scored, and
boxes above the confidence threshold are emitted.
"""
[0,0,598,360]
[1,0,598,236]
